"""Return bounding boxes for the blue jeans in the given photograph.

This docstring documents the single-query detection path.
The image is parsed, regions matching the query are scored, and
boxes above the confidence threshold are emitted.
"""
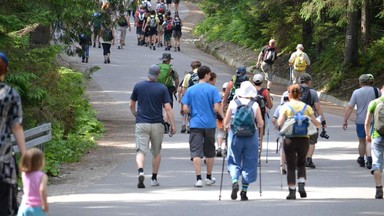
[227,130,259,184]
[81,44,89,60]
[371,136,384,172]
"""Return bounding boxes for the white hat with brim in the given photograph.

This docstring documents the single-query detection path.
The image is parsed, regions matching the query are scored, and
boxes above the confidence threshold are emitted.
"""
[236,81,257,98]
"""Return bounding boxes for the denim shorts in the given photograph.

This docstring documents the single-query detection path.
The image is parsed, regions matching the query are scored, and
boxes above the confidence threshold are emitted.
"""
[356,124,366,139]
[371,136,384,172]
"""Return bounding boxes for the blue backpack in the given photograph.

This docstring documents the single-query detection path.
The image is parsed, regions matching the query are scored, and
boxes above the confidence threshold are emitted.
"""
[287,104,309,136]
[231,99,256,137]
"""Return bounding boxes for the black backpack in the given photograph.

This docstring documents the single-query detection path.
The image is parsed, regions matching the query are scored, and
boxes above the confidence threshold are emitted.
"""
[188,72,199,87]
[158,14,164,25]
[228,75,249,102]
[299,85,313,107]
[254,88,267,121]
[262,46,276,64]
[102,28,114,41]
[173,19,181,31]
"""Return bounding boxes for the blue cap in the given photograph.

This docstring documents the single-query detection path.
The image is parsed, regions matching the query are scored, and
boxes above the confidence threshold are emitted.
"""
[236,67,246,76]
[0,52,8,67]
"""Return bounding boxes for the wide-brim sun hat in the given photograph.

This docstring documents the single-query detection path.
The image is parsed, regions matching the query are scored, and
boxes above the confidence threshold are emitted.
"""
[235,81,257,98]
[159,53,173,61]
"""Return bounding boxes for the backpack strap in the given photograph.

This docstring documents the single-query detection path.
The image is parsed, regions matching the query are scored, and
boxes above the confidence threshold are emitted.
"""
[234,98,242,107]
[374,87,379,99]
[287,104,307,115]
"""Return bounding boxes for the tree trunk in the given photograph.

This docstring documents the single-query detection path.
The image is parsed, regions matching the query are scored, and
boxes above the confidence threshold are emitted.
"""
[344,0,359,67]
[361,0,371,51]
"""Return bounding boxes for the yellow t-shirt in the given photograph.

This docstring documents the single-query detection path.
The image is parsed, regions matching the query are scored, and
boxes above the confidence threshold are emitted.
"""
[280,101,314,137]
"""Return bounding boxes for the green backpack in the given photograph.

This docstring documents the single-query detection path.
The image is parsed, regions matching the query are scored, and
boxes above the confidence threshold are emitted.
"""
[231,99,256,137]
[157,64,173,87]
[374,99,384,136]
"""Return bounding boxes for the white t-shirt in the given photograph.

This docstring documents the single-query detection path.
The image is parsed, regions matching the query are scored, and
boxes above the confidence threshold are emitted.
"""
[228,98,260,119]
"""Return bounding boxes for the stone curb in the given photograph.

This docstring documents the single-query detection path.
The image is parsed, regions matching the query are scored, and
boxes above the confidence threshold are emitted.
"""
[193,39,349,108]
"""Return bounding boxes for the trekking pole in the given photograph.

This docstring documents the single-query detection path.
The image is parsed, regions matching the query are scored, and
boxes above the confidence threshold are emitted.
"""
[219,131,228,201]
[259,145,262,197]
[266,112,270,164]
[289,67,293,85]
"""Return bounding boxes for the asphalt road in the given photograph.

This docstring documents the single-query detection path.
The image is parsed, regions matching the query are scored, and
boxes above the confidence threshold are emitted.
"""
[49,2,384,216]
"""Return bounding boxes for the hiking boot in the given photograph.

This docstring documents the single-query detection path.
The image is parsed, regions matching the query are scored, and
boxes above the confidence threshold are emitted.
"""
[118,46,121,49]
[216,148,222,157]
[181,125,186,133]
[298,183,307,198]
[366,156,372,169]
[93,42,96,47]
[286,188,296,200]
[231,182,239,200]
[240,191,248,201]
[357,157,365,167]
[205,177,216,186]
[178,46,180,51]
[153,46,156,50]
[306,158,316,169]
[151,179,160,186]
[138,173,145,189]
[85,57,88,63]
[81,59,85,63]
[107,58,110,64]
[376,186,383,199]
[98,42,101,48]
[194,179,203,187]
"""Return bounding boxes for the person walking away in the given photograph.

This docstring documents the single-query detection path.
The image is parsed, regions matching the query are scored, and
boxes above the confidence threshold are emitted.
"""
[297,73,327,169]
[144,9,159,50]
[0,52,27,216]
[181,66,224,187]
[365,84,384,199]
[92,12,103,48]
[135,5,146,45]
[277,84,321,199]
[156,0,167,13]
[288,44,311,85]
[272,91,289,174]
[343,74,381,169]
[163,16,173,51]
[127,0,138,19]
[216,82,228,157]
[156,8,165,47]
[223,81,264,201]
[173,0,180,12]
[256,39,278,91]
[222,67,249,111]
[17,148,48,216]
[157,53,179,108]
[252,73,273,152]
[79,31,91,63]
[100,19,115,64]
[179,61,202,133]
[172,14,182,52]
[166,0,172,11]
[130,65,176,188]
[115,6,131,49]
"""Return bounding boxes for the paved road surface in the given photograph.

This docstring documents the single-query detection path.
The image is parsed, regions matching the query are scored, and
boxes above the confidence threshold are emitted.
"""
[49,3,384,216]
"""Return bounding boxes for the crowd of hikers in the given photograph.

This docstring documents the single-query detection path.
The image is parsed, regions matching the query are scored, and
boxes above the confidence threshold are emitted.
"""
[78,0,183,64]
[2,1,384,215]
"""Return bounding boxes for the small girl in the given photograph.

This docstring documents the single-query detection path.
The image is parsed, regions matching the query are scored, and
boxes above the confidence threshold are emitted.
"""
[18,148,48,216]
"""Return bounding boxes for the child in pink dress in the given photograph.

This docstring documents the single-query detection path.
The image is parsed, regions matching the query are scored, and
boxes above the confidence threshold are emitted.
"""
[18,148,48,216]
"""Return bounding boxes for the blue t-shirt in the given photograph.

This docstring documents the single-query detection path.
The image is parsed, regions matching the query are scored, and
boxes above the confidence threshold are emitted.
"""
[181,82,222,129]
[130,80,171,123]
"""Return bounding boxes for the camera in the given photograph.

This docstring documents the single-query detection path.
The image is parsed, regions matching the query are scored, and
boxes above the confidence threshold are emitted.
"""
[320,128,329,139]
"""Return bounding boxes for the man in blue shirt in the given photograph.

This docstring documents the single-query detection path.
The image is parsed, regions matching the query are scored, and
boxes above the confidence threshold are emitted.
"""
[181,65,223,187]
[130,64,176,189]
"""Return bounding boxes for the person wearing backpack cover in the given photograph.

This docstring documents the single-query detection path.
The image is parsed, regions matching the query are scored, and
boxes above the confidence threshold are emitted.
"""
[288,44,311,85]
[181,66,224,188]
[222,67,249,112]
[343,74,381,169]
[297,73,327,169]
[256,39,278,91]
[365,84,384,199]
[172,14,182,52]
[144,9,160,50]
[223,81,264,201]
[277,84,321,200]
[252,73,273,152]
[180,61,202,133]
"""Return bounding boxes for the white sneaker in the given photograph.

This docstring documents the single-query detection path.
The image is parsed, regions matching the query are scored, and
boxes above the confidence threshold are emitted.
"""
[151,179,160,186]
[205,177,216,186]
[194,179,203,187]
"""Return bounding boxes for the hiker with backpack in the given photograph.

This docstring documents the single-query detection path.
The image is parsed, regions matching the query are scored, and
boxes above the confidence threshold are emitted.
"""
[343,74,381,169]
[179,61,201,133]
[365,84,384,199]
[115,6,131,49]
[156,0,167,13]
[172,14,182,52]
[157,53,179,109]
[92,12,102,48]
[277,84,321,200]
[222,67,249,111]
[130,65,176,189]
[223,81,264,201]
[256,39,278,91]
[135,5,146,45]
[216,82,228,157]
[143,9,160,50]
[163,16,173,51]
[100,18,115,64]
[156,8,165,48]
[79,30,92,63]
[252,73,273,152]
[298,73,327,169]
[288,44,311,85]
[181,66,224,188]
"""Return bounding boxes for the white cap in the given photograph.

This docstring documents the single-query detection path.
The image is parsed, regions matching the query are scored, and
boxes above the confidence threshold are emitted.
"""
[253,73,263,84]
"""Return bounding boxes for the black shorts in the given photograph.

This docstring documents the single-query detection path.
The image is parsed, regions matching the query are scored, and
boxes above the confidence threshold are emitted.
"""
[173,30,182,38]
[136,26,143,35]
[166,0,172,4]
[173,0,180,3]
[148,27,158,36]
[189,128,216,159]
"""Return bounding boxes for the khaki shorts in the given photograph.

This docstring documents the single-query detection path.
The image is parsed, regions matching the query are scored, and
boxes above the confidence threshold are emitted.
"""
[135,123,164,155]
[261,62,273,82]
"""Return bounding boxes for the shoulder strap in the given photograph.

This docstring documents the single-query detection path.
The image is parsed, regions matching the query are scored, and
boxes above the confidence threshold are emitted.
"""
[374,87,379,99]
[247,99,255,107]
[234,98,242,107]
[300,104,307,114]
[287,104,297,115]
